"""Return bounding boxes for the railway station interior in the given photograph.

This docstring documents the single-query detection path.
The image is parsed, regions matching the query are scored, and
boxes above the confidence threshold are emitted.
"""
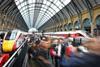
[0,0,100,67]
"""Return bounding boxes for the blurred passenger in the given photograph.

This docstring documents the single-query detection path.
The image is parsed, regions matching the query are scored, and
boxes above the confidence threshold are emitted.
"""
[28,28,41,59]
[68,37,100,67]
[49,38,66,67]
[83,37,100,55]
[28,35,54,67]
[36,36,54,67]
[50,38,59,64]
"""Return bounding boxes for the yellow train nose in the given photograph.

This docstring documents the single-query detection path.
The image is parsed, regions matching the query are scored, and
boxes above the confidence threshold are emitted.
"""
[2,40,15,52]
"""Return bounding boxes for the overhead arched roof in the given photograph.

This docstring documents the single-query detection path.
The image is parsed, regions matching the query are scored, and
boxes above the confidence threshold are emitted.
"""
[1,0,100,31]
[0,0,28,31]
[14,0,71,29]
[39,0,100,30]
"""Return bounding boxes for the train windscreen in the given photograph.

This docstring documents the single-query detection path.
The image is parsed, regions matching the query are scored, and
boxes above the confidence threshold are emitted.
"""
[5,32,17,40]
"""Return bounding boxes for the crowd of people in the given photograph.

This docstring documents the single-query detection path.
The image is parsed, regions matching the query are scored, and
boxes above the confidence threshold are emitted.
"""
[27,28,100,67]
[27,33,100,67]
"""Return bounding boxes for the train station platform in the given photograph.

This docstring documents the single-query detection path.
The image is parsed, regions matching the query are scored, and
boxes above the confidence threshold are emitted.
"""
[0,0,100,67]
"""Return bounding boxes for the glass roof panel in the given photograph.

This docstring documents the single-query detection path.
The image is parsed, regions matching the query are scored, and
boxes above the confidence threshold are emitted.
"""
[28,0,35,3]
[51,4,59,12]
[14,0,71,29]
[55,1,64,9]
[60,0,71,5]
[15,0,20,5]
[48,8,56,14]
[46,1,51,6]
[19,0,23,2]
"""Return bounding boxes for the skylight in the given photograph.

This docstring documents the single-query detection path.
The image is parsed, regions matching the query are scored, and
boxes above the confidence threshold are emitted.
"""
[14,0,71,29]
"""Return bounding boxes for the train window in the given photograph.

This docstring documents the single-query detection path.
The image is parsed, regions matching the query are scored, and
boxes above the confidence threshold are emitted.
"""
[0,33,5,39]
[5,32,17,40]
[76,33,84,37]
